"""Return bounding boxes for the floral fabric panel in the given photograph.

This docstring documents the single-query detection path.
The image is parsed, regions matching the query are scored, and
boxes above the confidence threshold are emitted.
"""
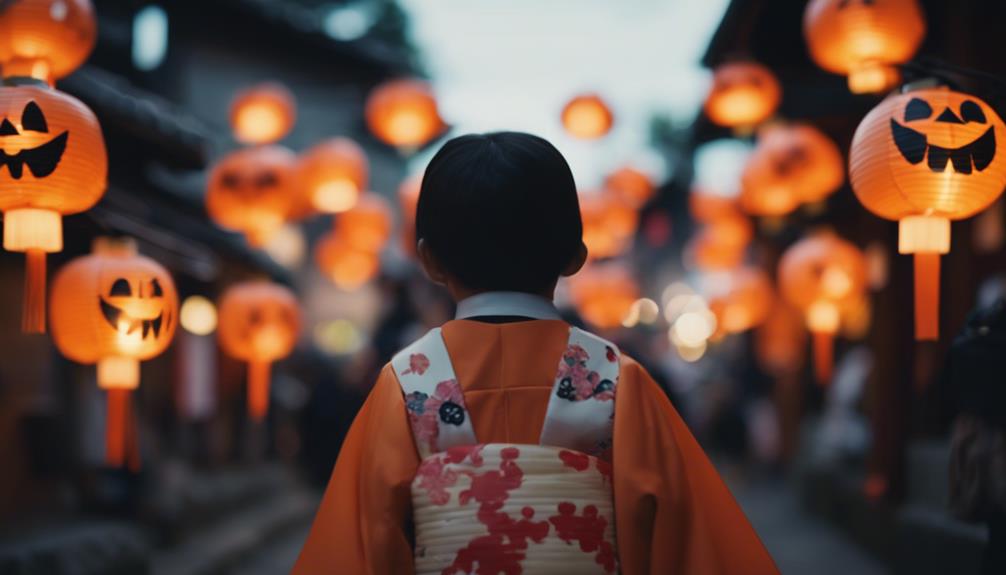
[392,328,478,459]
[538,327,620,461]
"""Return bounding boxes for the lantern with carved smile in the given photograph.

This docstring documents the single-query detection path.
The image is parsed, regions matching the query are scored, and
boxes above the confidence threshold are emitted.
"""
[218,281,301,421]
[50,238,177,467]
[850,86,1006,339]
[206,145,296,247]
[0,79,107,332]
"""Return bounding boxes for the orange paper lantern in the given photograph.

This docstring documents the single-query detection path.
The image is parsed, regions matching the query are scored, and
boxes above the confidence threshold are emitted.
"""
[365,79,444,149]
[604,166,655,208]
[687,229,748,271]
[707,267,774,334]
[778,233,866,385]
[568,262,639,329]
[579,191,638,260]
[315,232,381,290]
[689,190,742,223]
[740,123,844,216]
[704,61,781,129]
[50,238,178,467]
[0,79,107,332]
[687,192,753,271]
[0,0,96,83]
[335,192,393,253]
[849,86,1006,340]
[803,0,926,94]
[229,83,296,145]
[294,137,368,215]
[561,94,613,140]
[218,282,300,421]
[206,145,296,247]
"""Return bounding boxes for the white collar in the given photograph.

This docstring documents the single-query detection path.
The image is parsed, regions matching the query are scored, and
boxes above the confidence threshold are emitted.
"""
[455,291,561,321]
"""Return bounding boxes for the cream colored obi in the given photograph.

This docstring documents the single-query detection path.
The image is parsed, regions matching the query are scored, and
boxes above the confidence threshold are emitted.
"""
[392,327,621,574]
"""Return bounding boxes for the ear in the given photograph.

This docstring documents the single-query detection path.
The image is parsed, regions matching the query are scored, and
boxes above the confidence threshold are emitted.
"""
[417,238,449,286]
[560,241,589,278]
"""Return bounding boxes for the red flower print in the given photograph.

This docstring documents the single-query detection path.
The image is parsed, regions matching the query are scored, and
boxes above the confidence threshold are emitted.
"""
[605,346,617,362]
[416,455,460,505]
[559,450,590,472]
[402,353,430,375]
[548,502,617,573]
[555,343,615,402]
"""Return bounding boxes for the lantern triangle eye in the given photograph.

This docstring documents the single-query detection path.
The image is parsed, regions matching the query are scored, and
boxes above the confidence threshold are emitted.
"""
[21,101,48,133]
[904,98,932,122]
[150,279,164,297]
[110,278,132,296]
[254,172,278,188]
[0,118,17,136]
[960,100,987,124]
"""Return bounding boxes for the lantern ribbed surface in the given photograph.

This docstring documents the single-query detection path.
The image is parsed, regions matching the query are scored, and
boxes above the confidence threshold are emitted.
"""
[803,0,925,91]
[206,145,296,246]
[849,87,1006,221]
[50,239,178,364]
[0,83,106,213]
[704,61,780,128]
[218,281,300,362]
[366,79,444,148]
[0,0,96,82]
[229,83,296,146]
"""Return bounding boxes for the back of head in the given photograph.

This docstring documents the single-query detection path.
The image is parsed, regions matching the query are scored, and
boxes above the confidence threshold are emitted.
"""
[416,132,582,294]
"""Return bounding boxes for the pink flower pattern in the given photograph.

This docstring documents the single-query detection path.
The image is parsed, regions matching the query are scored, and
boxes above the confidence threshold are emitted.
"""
[555,344,615,402]
[405,379,468,454]
[402,353,430,375]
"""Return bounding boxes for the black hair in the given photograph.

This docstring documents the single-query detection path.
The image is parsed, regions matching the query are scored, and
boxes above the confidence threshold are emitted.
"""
[415,131,583,294]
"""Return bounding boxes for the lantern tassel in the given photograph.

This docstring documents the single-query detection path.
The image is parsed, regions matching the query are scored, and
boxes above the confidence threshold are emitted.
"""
[22,249,46,334]
[248,361,271,422]
[914,253,940,341]
[106,389,129,467]
[812,331,833,386]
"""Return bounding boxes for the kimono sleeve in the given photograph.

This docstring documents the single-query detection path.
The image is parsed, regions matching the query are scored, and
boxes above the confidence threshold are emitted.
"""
[612,357,779,575]
[292,364,420,575]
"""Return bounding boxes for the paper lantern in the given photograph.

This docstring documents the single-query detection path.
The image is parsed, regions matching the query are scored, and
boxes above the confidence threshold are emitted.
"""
[803,0,926,94]
[687,194,752,271]
[604,166,655,208]
[335,192,393,252]
[689,190,741,223]
[50,238,178,467]
[0,0,96,83]
[294,137,368,216]
[568,263,639,329]
[755,300,808,377]
[579,191,638,260]
[561,94,613,140]
[398,173,422,255]
[365,79,444,149]
[0,79,107,332]
[740,123,844,216]
[707,267,773,334]
[218,281,300,421]
[687,230,748,271]
[206,145,296,247]
[779,233,866,385]
[315,232,380,290]
[849,87,1006,340]
[704,61,781,129]
[229,83,296,145]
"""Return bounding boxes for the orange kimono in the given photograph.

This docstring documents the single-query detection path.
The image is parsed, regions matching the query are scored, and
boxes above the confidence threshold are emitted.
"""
[293,318,778,574]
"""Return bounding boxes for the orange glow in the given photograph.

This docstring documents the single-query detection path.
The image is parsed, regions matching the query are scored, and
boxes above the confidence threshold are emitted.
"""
[704,61,781,129]
[50,237,178,466]
[294,137,369,216]
[315,232,381,290]
[779,233,866,385]
[0,81,107,332]
[568,263,639,330]
[398,174,423,256]
[755,300,807,377]
[229,83,296,145]
[604,166,655,208]
[206,145,297,247]
[803,0,925,94]
[740,123,844,216]
[707,267,773,334]
[561,94,613,140]
[336,193,393,253]
[687,195,752,272]
[579,191,638,260]
[0,0,97,83]
[850,87,1006,339]
[366,79,444,149]
[218,281,301,421]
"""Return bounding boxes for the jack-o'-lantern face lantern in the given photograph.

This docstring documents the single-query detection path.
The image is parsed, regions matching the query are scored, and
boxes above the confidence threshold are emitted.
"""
[206,146,296,246]
[741,124,844,214]
[0,0,97,82]
[0,82,106,213]
[50,238,178,364]
[850,87,1006,221]
[704,61,781,128]
[778,233,867,318]
[218,282,300,362]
